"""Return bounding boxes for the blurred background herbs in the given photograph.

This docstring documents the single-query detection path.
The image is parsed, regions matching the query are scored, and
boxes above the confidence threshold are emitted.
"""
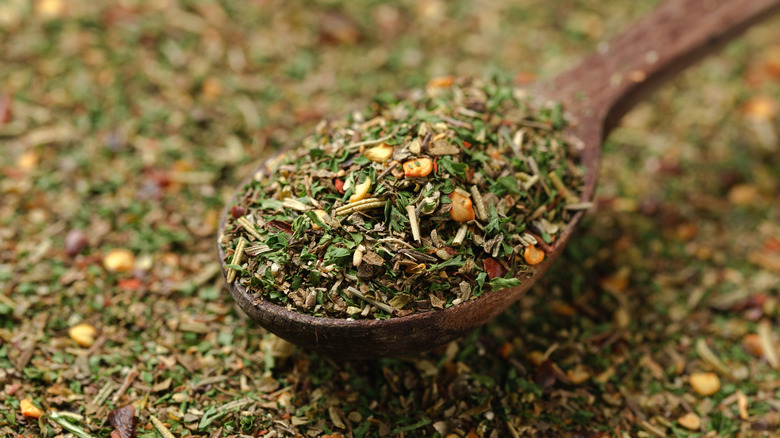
[1,0,779,436]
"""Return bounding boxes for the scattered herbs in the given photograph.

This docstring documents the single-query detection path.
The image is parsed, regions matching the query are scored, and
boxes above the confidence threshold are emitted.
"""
[2,0,779,437]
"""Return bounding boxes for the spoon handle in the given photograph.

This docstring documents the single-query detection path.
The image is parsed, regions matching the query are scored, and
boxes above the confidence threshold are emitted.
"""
[551,0,780,134]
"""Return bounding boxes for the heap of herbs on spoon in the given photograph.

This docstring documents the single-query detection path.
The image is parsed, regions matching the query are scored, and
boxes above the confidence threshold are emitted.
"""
[220,76,587,319]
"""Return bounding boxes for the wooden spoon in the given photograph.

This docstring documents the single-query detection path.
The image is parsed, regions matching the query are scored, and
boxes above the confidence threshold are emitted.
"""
[219,0,780,359]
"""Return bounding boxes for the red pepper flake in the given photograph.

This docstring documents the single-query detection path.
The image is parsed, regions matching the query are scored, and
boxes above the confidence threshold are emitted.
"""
[3,167,25,179]
[514,71,537,85]
[483,258,508,279]
[147,169,171,188]
[334,178,345,194]
[465,167,475,183]
[0,92,12,126]
[432,157,438,175]
[731,293,768,312]
[117,278,142,291]
[498,342,513,359]
[266,220,293,235]
[75,254,103,269]
[462,141,472,149]
[5,382,21,396]
[427,76,455,88]
[764,237,780,252]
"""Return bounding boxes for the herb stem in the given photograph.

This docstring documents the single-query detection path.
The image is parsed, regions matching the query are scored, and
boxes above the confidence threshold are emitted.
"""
[150,415,177,438]
[758,320,779,369]
[528,205,547,221]
[501,128,523,160]
[111,367,139,404]
[378,237,416,249]
[439,115,474,129]
[48,411,96,438]
[344,129,398,151]
[452,225,468,246]
[695,338,735,379]
[548,171,578,203]
[236,216,263,241]
[226,238,247,284]
[377,160,400,180]
[564,202,593,210]
[522,174,540,191]
[93,380,116,406]
[282,198,311,212]
[470,185,488,222]
[527,156,551,196]
[346,286,394,314]
[406,205,421,242]
[334,199,386,216]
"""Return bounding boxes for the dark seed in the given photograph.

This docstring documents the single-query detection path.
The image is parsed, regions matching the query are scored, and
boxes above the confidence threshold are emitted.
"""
[64,229,88,257]
[108,405,136,438]
[534,359,557,389]
[230,205,246,219]
[319,11,362,46]
[357,263,375,279]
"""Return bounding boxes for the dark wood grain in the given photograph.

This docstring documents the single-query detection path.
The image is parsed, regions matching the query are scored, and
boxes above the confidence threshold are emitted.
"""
[219,0,780,359]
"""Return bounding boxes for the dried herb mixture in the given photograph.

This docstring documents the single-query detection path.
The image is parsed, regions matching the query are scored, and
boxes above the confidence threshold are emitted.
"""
[221,77,586,318]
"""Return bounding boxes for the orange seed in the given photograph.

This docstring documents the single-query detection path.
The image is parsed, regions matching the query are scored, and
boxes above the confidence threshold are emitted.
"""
[20,399,44,418]
[427,76,455,89]
[524,245,545,265]
[449,192,474,222]
[403,158,433,178]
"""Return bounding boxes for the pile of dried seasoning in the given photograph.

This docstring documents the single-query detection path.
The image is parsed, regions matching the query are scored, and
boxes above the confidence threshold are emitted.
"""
[220,76,586,319]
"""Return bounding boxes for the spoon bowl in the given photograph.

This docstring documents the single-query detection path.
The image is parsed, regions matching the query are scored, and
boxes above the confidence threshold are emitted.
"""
[220,0,780,359]
[219,210,572,358]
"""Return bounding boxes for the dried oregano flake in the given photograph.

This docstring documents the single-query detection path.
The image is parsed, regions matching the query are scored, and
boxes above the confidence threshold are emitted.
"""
[221,76,584,319]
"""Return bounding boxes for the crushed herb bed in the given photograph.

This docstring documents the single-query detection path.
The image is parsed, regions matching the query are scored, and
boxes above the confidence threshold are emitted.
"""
[2,0,779,436]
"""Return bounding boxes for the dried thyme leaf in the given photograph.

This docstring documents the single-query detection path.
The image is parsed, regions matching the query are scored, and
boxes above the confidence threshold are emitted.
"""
[489,277,522,289]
